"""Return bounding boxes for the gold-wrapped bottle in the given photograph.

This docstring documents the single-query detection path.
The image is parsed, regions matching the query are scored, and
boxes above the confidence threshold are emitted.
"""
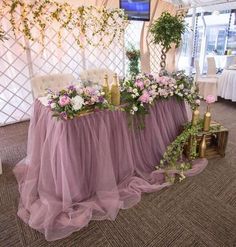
[110,73,120,106]
[102,74,110,102]
[192,107,200,126]
[199,134,207,158]
[203,105,211,131]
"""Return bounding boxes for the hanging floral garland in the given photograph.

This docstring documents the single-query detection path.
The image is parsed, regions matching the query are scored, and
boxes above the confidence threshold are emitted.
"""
[0,0,128,48]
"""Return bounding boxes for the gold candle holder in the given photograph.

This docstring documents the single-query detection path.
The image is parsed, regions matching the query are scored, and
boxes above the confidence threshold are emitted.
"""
[199,134,207,158]
[203,105,211,131]
[102,74,110,103]
[110,73,120,106]
[191,107,200,126]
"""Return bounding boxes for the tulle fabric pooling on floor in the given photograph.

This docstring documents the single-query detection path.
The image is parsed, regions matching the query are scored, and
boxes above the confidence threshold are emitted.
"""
[14,98,207,241]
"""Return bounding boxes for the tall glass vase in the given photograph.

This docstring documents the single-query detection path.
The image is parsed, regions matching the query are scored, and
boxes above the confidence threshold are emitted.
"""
[203,105,211,131]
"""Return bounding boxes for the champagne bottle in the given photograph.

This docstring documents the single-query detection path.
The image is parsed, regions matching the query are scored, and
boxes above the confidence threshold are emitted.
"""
[192,107,200,126]
[199,134,207,158]
[102,74,110,102]
[110,73,120,106]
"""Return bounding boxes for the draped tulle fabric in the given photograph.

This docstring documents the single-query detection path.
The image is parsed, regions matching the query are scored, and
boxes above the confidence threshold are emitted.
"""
[14,98,207,241]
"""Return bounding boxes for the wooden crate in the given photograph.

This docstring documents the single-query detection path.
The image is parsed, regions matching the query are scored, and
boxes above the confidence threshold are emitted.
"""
[185,121,229,159]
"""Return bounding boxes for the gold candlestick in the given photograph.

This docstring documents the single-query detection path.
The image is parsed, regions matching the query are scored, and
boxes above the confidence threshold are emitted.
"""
[110,73,120,106]
[199,134,207,158]
[102,74,110,102]
[192,107,200,125]
[203,105,211,131]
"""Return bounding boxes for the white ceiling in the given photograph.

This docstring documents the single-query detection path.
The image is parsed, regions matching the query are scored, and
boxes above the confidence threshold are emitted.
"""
[164,0,236,8]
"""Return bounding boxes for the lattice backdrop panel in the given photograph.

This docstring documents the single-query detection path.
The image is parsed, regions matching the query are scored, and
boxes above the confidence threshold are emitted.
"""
[0,19,33,126]
[0,15,162,126]
[0,11,125,126]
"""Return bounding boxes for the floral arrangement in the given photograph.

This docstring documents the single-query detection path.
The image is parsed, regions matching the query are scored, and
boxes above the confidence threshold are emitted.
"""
[47,85,109,120]
[0,0,128,48]
[126,45,140,78]
[121,71,201,116]
[121,73,157,116]
[206,95,216,104]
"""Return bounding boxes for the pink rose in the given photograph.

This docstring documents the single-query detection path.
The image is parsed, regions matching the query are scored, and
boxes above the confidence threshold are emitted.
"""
[138,91,150,103]
[206,95,215,104]
[59,95,70,106]
[135,80,144,90]
[159,76,170,85]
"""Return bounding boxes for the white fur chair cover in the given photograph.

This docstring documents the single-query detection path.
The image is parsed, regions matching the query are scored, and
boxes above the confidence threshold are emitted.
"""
[31,73,76,98]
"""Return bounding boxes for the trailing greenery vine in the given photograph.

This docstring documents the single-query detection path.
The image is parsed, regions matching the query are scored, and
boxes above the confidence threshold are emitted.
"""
[0,0,128,48]
[158,119,222,183]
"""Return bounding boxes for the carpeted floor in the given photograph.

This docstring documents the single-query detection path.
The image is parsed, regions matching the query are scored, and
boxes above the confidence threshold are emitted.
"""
[0,98,236,247]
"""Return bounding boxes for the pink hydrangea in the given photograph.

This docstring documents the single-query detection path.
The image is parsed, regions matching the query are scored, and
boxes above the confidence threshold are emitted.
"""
[59,95,70,106]
[206,95,215,104]
[138,91,150,103]
[158,76,170,86]
[135,80,144,90]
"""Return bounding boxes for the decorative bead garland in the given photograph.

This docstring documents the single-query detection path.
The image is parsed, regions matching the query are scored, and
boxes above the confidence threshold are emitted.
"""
[0,0,128,48]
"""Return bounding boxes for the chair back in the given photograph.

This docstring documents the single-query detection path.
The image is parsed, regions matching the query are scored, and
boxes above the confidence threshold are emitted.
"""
[31,73,75,99]
[207,57,217,75]
[79,68,115,86]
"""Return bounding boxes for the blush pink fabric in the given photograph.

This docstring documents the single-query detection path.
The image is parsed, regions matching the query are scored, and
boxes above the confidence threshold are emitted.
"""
[14,98,208,241]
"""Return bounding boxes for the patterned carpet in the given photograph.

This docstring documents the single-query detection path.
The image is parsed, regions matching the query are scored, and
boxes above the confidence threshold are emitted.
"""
[0,98,236,247]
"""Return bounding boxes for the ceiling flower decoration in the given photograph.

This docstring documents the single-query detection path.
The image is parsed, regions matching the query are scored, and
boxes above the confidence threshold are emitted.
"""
[0,0,128,48]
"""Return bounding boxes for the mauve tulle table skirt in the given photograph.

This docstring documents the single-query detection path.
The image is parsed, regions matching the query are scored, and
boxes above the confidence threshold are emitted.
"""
[13,98,207,241]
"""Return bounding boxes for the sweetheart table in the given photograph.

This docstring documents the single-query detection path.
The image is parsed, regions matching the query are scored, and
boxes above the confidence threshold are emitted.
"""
[14,98,207,241]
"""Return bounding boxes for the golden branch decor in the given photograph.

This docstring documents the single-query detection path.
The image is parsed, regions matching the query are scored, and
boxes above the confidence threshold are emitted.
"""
[0,0,128,48]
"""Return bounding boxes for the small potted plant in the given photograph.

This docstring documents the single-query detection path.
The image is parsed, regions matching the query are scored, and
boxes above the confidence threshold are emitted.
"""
[150,11,186,72]
[126,44,140,78]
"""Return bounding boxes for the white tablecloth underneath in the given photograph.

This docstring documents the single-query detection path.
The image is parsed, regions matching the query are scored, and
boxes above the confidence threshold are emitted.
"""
[218,69,236,101]
[208,55,236,69]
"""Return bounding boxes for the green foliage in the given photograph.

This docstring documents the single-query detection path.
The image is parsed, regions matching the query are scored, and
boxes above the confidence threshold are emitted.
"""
[150,12,186,52]
[126,45,140,78]
[159,119,222,180]
[0,26,8,42]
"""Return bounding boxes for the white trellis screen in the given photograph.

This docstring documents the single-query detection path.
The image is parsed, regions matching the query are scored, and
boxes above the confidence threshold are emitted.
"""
[0,10,125,126]
[125,21,162,75]
[0,15,162,126]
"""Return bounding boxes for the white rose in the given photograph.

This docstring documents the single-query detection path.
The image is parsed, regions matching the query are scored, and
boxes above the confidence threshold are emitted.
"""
[133,106,138,112]
[133,88,138,94]
[179,84,184,90]
[50,103,56,109]
[151,85,157,90]
[191,87,195,93]
[71,95,84,111]
[131,94,136,98]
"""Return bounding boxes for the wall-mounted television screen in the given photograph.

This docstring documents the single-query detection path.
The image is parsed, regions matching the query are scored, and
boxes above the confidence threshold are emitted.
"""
[120,0,151,21]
